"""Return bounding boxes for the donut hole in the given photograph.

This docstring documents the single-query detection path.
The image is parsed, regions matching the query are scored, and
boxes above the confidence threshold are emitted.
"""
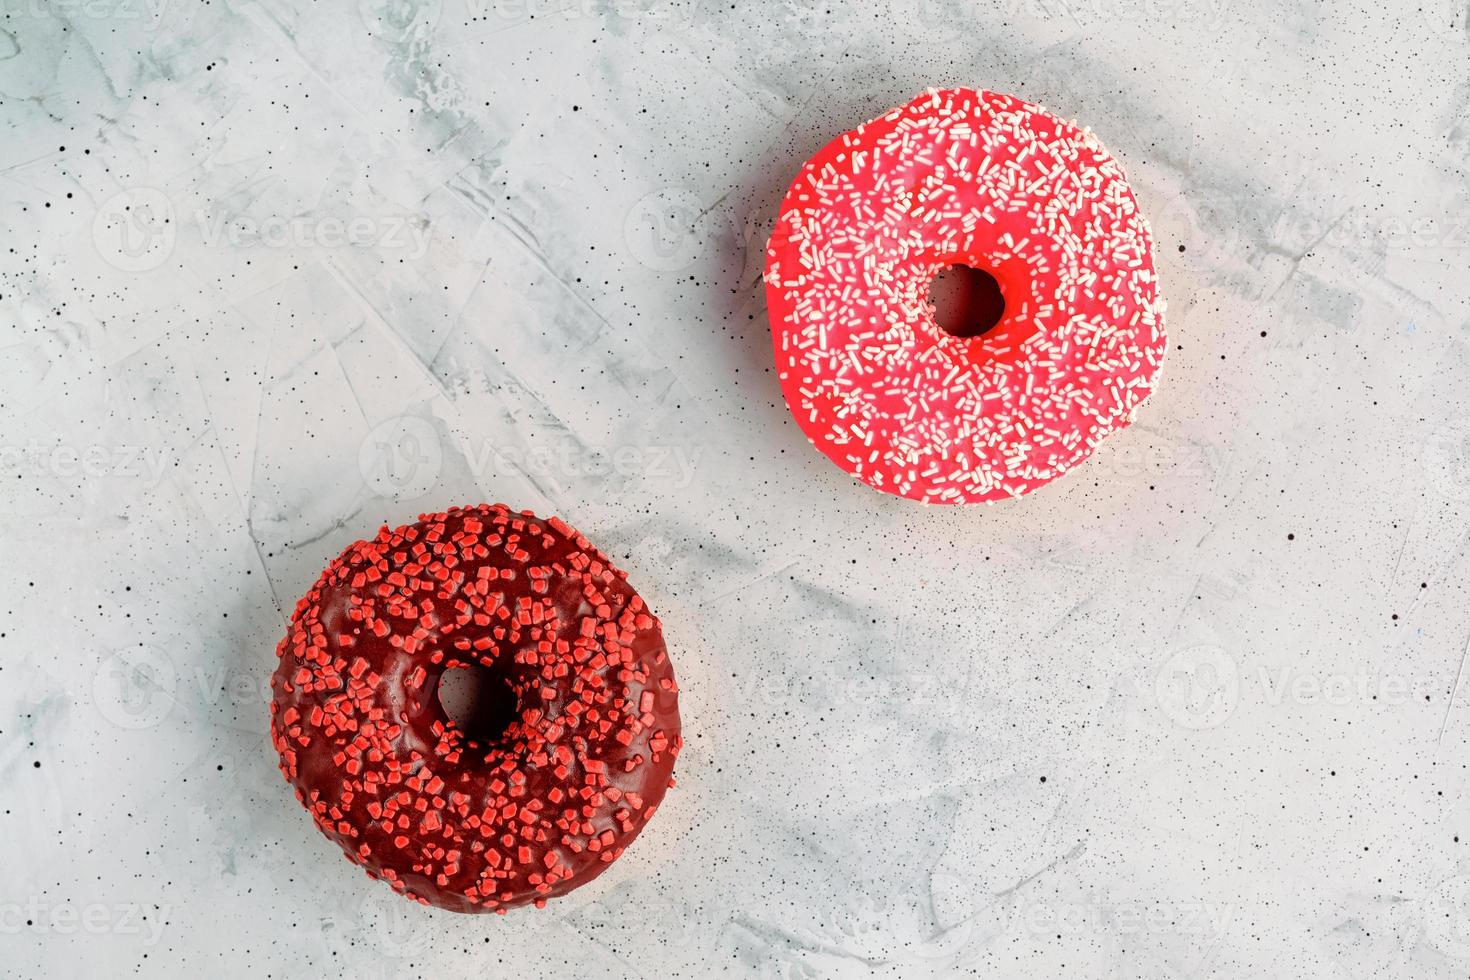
[436,664,519,746]
[928,264,1006,338]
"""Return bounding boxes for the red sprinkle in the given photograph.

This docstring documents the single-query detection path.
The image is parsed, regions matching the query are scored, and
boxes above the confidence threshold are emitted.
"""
[269,505,682,914]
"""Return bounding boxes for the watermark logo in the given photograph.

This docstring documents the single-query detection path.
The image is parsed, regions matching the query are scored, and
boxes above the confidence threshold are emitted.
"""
[92,646,276,730]
[1154,644,1238,729]
[359,416,444,501]
[1423,423,1470,501]
[1146,653,1438,723]
[622,184,769,283]
[624,188,705,272]
[359,0,442,40]
[358,890,432,957]
[93,188,175,273]
[93,645,177,730]
[1151,190,1246,273]
[895,0,971,43]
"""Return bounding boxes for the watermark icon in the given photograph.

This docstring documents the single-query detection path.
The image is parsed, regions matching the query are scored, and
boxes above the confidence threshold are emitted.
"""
[93,646,274,730]
[0,900,167,946]
[21,0,169,27]
[1150,190,1248,273]
[94,646,177,730]
[194,210,432,260]
[623,188,706,272]
[359,416,444,501]
[897,0,976,43]
[357,889,432,957]
[359,0,442,41]
[1019,897,1234,938]
[623,186,767,275]
[0,443,170,482]
[1423,423,1470,502]
[93,188,176,273]
[358,414,703,501]
[1154,644,1238,729]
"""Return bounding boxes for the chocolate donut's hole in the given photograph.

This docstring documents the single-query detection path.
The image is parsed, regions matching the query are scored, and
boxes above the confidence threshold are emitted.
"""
[929,264,1006,338]
[437,665,519,746]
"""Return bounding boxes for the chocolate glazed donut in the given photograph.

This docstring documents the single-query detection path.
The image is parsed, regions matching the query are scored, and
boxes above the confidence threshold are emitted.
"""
[270,504,682,913]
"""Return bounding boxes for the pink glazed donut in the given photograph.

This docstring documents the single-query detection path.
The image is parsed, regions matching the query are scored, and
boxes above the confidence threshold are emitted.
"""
[764,88,1167,503]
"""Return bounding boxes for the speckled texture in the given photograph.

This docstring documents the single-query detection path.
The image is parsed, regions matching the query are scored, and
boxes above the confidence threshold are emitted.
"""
[4,1,1470,978]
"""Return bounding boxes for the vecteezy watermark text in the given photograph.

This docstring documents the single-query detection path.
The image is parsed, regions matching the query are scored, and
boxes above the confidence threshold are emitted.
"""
[1153,643,1442,730]
[1020,898,1234,937]
[359,415,702,500]
[0,443,170,482]
[194,210,432,260]
[91,186,435,272]
[21,0,169,27]
[466,0,689,23]
[1006,0,1230,25]
[0,900,168,947]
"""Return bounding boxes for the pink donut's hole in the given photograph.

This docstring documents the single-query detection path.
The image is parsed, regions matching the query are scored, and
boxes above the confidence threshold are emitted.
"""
[929,264,1006,338]
[437,664,519,747]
